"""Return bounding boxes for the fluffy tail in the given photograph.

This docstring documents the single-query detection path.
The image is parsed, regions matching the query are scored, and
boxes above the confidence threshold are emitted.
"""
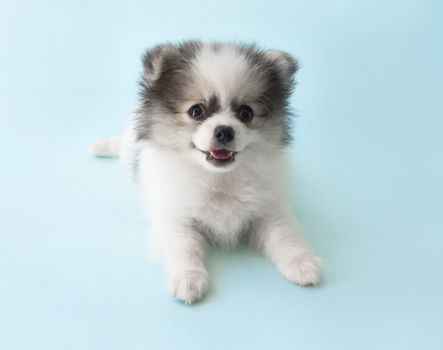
[89,136,121,158]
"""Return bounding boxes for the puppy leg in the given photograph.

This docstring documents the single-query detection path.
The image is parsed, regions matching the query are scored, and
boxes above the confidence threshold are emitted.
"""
[253,213,322,286]
[155,222,209,304]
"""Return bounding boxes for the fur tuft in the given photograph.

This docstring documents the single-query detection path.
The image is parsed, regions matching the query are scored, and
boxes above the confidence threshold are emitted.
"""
[89,136,121,158]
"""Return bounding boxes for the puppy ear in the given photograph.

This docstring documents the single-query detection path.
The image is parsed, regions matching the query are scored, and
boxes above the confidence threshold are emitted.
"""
[264,49,299,86]
[142,44,173,83]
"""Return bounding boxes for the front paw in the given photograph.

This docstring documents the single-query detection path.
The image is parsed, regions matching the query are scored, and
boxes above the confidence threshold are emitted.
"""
[280,254,323,286]
[169,269,209,304]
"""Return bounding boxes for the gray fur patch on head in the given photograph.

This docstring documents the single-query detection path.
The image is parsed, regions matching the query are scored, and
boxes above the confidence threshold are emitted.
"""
[134,40,299,146]
[135,41,202,141]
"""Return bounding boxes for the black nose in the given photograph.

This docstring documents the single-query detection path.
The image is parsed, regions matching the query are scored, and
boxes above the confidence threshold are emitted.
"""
[214,125,234,145]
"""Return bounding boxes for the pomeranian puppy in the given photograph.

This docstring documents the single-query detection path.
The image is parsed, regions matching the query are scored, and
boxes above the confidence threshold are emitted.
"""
[91,41,322,304]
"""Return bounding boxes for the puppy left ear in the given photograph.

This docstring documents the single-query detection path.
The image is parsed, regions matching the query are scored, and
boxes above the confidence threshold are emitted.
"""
[264,49,299,86]
[142,44,174,84]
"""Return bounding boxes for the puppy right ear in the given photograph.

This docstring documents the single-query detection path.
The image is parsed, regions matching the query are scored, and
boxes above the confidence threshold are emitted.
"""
[142,44,171,83]
[264,49,299,88]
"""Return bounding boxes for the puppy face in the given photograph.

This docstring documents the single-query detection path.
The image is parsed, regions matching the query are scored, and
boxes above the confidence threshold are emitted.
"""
[136,41,298,172]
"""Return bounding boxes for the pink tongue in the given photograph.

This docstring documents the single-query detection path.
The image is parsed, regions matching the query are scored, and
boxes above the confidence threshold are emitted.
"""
[210,149,232,160]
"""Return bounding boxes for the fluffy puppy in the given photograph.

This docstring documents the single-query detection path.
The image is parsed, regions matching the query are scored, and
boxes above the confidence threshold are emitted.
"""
[91,41,322,304]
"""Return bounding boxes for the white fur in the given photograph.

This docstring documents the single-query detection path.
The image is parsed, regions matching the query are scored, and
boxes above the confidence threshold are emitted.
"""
[89,136,121,158]
[193,45,258,105]
[92,44,322,304]
[111,131,322,304]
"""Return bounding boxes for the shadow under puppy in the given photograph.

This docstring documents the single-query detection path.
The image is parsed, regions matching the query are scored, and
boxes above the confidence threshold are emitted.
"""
[91,41,322,304]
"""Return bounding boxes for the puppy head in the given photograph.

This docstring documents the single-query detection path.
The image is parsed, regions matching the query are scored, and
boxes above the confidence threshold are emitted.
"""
[136,41,298,172]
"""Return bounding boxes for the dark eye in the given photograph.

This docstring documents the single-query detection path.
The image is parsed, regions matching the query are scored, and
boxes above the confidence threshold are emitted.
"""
[188,104,205,119]
[237,105,254,123]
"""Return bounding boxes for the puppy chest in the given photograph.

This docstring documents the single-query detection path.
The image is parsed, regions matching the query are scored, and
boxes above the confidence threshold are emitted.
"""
[195,189,258,238]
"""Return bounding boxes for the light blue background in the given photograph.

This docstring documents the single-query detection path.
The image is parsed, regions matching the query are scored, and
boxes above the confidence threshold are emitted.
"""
[1,0,442,349]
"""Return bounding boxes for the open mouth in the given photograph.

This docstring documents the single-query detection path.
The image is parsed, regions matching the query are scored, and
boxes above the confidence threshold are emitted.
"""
[199,148,237,166]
